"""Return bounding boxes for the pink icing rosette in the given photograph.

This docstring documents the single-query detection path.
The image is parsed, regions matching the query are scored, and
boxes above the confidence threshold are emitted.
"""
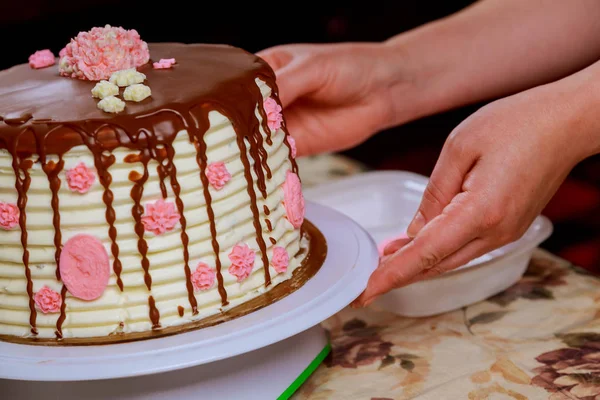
[287,135,297,158]
[282,171,305,229]
[228,243,255,282]
[66,162,96,194]
[0,202,19,230]
[191,262,215,291]
[206,161,231,190]
[263,97,283,132]
[141,199,181,235]
[271,246,289,274]
[60,234,110,301]
[34,286,62,313]
[59,25,150,81]
[29,49,55,69]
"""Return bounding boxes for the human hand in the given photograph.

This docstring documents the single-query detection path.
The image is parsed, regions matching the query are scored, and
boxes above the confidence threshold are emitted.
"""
[352,81,597,307]
[257,43,403,156]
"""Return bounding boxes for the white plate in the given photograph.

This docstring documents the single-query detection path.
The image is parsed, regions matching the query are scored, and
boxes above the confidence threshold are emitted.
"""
[304,170,553,317]
[0,201,379,382]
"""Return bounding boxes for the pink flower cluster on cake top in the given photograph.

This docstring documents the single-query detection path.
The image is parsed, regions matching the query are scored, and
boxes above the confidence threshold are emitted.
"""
[59,25,150,81]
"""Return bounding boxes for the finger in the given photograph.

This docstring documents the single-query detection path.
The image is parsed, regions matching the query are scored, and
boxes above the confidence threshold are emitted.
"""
[407,137,476,238]
[354,192,482,306]
[257,46,296,72]
[407,238,495,283]
[257,45,330,107]
[382,236,412,257]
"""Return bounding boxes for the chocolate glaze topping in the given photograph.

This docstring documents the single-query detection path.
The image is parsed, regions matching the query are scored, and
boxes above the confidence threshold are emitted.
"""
[0,43,296,334]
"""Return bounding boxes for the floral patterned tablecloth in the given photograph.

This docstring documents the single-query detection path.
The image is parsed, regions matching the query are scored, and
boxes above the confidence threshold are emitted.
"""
[294,154,600,400]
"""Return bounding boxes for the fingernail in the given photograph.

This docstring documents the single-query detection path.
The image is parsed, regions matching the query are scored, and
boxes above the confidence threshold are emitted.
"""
[407,211,425,238]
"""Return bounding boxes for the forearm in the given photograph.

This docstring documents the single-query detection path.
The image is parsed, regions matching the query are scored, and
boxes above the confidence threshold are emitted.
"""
[383,0,600,127]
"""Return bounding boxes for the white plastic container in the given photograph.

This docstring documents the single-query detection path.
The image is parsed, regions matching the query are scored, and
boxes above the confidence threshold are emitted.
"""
[303,170,553,317]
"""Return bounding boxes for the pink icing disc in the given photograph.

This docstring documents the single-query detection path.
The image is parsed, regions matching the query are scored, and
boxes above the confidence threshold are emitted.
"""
[271,246,289,274]
[228,243,255,282]
[60,234,110,301]
[283,170,305,229]
[34,286,62,313]
[287,136,297,158]
[0,202,19,230]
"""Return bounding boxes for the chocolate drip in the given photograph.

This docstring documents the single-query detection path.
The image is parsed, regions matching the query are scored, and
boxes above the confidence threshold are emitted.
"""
[269,237,276,245]
[85,134,124,292]
[42,159,64,280]
[127,153,160,328]
[267,83,299,175]
[178,306,184,317]
[236,135,271,287]
[148,296,160,329]
[263,205,270,215]
[11,154,36,335]
[55,286,68,338]
[265,219,273,232]
[164,144,198,315]
[41,157,68,338]
[188,109,228,307]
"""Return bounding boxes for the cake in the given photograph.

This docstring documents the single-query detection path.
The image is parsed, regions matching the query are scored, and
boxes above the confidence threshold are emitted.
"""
[0,26,325,344]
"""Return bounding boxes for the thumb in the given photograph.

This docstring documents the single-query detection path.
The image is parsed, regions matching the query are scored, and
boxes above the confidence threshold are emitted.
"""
[257,44,329,108]
[407,138,474,238]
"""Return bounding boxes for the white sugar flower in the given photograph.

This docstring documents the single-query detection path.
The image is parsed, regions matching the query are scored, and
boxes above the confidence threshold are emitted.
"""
[91,80,119,99]
[123,84,151,102]
[97,96,125,113]
[109,68,146,87]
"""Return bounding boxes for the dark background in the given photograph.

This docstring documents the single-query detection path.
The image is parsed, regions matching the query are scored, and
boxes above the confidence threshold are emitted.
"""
[3,0,600,272]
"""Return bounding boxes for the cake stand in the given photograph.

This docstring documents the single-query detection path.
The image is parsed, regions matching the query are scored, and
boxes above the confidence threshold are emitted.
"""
[0,201,379,400]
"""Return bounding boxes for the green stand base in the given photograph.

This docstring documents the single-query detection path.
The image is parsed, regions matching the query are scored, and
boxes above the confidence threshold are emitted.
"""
[278,344,332,400]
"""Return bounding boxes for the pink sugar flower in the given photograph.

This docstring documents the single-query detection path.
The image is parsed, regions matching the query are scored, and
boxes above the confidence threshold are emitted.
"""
[141,199,181,235]
[59,25,150,81]
[287,135,297,158]
[263,97,283,132]
[271,246,289,274]
[66,162,96,194]
[153,58,176,69]
[282,171,305,229]
[228,243,255,282]
[206,161,231,190]
[29,49,55,69]
[34,286,62,314]
[191,262,215,291]
[0,202,19,230]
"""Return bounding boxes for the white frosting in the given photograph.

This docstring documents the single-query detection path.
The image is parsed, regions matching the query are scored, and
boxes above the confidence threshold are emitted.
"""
[0,80,302,339]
